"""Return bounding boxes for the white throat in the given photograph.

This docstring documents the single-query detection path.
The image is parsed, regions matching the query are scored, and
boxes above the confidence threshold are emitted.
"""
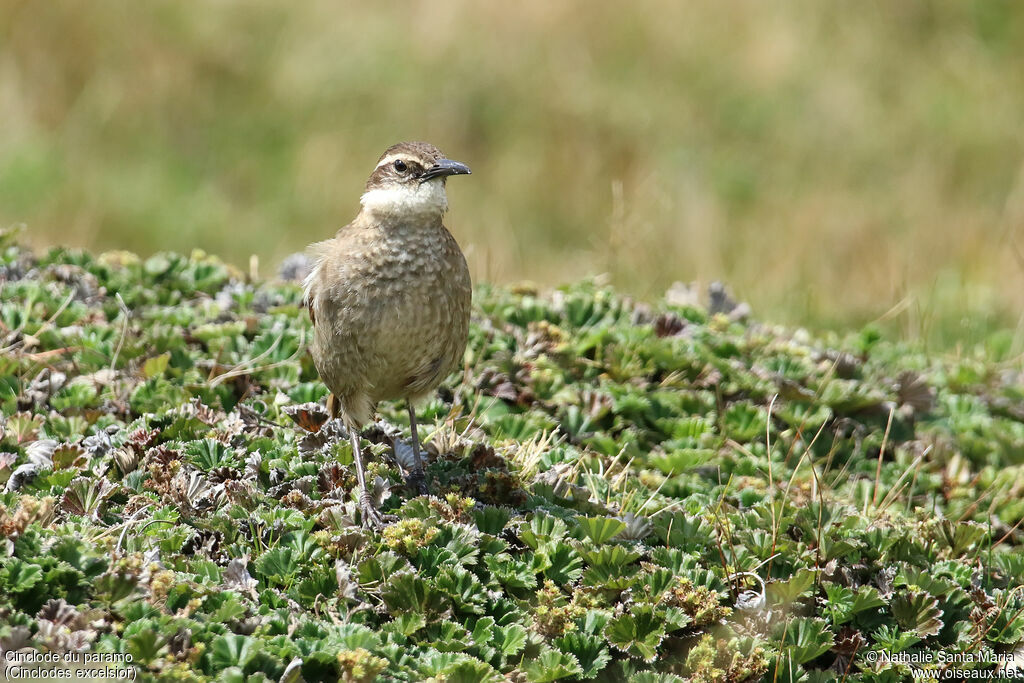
[360,180,448,219]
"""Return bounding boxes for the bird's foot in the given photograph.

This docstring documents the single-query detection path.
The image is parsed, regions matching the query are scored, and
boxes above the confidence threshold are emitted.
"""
[358,493,385,529]
[405,468,429,497]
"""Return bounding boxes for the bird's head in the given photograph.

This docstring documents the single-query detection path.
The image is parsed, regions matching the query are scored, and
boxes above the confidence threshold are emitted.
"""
[360,141,471,220]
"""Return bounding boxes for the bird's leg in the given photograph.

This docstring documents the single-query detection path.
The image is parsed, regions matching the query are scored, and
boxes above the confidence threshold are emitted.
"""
[349,427,383,528]
[406,404,429,495]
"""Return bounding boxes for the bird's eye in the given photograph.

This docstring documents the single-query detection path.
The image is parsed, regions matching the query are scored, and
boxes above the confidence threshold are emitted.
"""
[393,160,408,173]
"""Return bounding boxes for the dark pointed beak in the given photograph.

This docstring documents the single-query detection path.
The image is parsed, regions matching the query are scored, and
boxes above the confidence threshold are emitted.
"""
[420,158,472,183]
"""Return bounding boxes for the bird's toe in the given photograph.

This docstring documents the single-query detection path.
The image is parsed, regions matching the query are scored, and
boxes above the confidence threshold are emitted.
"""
[406,469,429,496]
[358,493,385,529]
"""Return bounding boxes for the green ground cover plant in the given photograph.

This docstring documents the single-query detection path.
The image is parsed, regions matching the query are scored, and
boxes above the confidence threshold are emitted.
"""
[1,233,1023,681]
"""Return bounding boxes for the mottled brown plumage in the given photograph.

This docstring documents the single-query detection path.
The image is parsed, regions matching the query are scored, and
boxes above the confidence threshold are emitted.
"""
[303,142,472,526]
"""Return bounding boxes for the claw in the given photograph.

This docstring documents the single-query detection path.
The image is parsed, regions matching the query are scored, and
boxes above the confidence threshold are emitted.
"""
[359,492,385,529]
[405,404,430,497]
[406,469,429,496]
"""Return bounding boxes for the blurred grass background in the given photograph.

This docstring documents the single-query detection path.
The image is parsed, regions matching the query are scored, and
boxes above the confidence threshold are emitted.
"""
[2,0,1023,350]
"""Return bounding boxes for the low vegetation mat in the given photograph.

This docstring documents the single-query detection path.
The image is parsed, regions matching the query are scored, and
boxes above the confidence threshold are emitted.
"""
[1,237,1022,681]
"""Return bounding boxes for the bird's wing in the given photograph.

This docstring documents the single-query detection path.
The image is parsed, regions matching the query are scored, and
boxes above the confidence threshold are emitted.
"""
[302,237,339,329]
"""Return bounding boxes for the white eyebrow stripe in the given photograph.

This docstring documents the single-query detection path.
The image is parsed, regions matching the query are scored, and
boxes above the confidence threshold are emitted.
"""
[375,154,405,169]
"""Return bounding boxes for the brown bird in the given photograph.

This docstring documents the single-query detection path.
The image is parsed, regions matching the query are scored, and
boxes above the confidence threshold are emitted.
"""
[303,142,472,527]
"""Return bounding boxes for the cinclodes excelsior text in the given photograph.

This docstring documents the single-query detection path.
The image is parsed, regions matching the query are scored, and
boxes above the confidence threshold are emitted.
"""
[303,142,472,528]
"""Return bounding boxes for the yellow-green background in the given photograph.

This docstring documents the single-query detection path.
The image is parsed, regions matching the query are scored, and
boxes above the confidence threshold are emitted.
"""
[2,1,1023,348]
